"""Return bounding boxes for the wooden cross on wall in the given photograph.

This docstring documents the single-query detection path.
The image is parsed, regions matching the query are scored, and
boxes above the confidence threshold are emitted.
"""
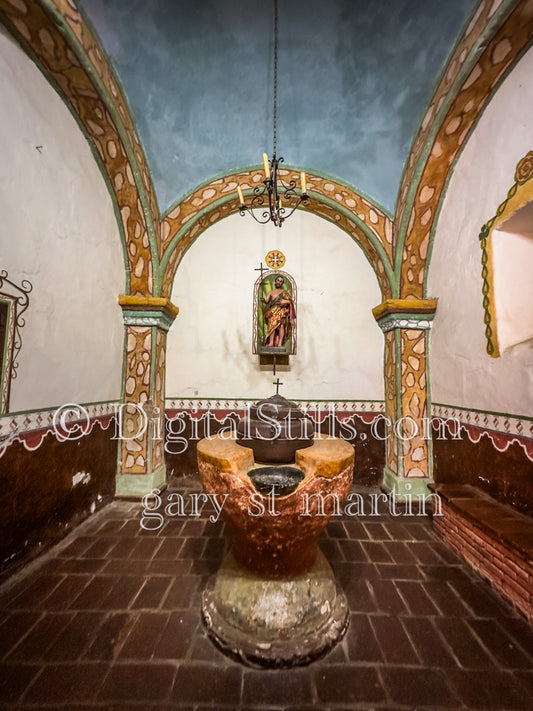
[273,377,283,395]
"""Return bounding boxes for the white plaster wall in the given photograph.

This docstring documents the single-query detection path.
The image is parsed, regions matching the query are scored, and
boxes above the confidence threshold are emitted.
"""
[167,210,384,401]
[428,46,533,416]
[0,28,125,412]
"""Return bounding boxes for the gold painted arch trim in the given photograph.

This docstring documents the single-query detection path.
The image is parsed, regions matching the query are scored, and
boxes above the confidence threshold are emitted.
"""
[158,168,396,301]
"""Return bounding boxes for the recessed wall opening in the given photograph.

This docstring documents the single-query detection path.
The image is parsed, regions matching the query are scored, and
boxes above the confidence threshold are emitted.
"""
[491,200,533,353]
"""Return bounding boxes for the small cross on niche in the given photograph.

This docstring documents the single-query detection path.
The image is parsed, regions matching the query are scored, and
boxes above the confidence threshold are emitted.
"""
[273,377,283,395]
[254,262,267,279]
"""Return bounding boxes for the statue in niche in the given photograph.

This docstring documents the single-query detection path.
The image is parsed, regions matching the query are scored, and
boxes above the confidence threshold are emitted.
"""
[253,270,296,356]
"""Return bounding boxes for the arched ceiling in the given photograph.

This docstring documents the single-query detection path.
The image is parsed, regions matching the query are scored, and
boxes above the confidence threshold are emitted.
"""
[79,0,479,214]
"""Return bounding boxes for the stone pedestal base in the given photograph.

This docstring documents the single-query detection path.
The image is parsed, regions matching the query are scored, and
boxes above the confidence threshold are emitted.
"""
[201,549,349,668]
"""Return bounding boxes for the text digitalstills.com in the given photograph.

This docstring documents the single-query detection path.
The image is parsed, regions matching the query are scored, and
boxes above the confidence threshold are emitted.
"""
[51,401,463,454]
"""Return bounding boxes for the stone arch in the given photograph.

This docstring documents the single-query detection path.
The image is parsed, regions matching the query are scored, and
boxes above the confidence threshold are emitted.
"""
[0,0,158,297]
[158,168,395,301]
[395,0,533,299]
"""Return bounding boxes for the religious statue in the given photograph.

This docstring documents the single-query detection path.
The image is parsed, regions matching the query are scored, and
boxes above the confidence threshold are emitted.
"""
[253,269,297,356]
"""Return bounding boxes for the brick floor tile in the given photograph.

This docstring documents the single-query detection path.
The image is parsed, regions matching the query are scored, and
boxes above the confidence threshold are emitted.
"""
[171,662,242,705]
[314,664,386,705]
[131,576,173,609]
[23,662,108,703]
[162,576,200,609]
[99,575,146,610]
[118,611,169,660]
[434,616,496,668]
[180,519,207,537]
[154,537,184,559]
[423,564,473,582]
[396,580,440,615]
[153,611,198,658]
[320,639,347,663]
[468,619,533,669]
[332,560,379,581]
[112,520,141,537]
[384,540,419,564]
[7,612,72,661]
[423,581,472,616]
[342,578,377,612]
[242,668,314,706]
[376,563,423,580]
[189,631,228,662]
[40,575,93,609]
[324,521,348,538]
[381,666,460,707]
[69,576,115,609]
[98,662,176,702]
[339,540,367,562]
[342,519,368,540]
[128,537,164,560]
[401,617,457,668]
[0,663,42,703]
[408,541,447,565]
[51,557,107,575]
[45,611,104,660]
[345,613,383,662]
[319,539,344,561]
[7,574,63,609]
[367,579,407,614]
[447,669,533,709]
[178,537,206,559]
[106,537,139,558]
[83,612,132,660]
[362,522,392,540]
[361,541,394,563]
[450,578,514,618]
[81,537,120,559]
[101,558,150,575]
[503,618,533,658]
[94,519,130,535]
[145,558,191,576]
[370,615,419,664]
[380,520,415,540]
[405,522,435,540]
[56,536,95,558]
[0,612,40,659]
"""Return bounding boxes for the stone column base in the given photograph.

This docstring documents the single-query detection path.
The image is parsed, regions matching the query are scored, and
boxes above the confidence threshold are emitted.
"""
[382,467,432,500]
[202,549,349,668]
[115,463,167,499]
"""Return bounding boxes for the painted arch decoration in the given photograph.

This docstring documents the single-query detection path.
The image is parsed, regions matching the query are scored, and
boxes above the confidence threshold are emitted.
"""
[0,0,159,297]
[158,169,396,301]
[395,0,533,300]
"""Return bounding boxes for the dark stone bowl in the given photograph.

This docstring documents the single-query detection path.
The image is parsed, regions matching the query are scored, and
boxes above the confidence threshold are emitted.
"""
[248,466,305,497]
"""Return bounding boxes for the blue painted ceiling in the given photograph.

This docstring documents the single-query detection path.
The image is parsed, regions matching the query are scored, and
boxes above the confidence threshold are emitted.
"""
[79,0,479,214]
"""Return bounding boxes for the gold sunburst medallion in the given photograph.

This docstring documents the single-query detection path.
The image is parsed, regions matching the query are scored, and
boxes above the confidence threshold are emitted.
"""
[265,250,286,269]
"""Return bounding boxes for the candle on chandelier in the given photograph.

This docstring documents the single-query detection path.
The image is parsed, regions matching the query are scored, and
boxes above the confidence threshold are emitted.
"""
[300,171,307,194]
[237,185,244,205]
[262,153,271,179]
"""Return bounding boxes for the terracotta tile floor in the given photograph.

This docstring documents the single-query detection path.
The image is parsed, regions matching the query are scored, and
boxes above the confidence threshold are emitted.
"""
[1,476,532,710]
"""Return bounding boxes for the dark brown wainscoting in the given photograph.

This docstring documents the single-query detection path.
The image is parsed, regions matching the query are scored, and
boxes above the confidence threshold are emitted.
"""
[0,420,116,580]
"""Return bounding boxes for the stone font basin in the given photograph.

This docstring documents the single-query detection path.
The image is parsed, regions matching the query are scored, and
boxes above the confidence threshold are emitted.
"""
[248,466,305,496]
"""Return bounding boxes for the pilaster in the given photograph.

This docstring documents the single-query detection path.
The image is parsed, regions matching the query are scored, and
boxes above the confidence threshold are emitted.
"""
[373,299,437,499]
[116,296,178,498]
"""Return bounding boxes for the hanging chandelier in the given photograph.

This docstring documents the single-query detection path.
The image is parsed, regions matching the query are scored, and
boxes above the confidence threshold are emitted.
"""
[237,0,309,228]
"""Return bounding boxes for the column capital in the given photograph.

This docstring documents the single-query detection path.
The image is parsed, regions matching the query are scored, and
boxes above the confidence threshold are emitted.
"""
[119,295,179,331]
[372,298,437,333]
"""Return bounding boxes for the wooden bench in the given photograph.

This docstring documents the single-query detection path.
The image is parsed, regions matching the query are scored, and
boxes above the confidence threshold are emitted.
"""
[429,483,533,622]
